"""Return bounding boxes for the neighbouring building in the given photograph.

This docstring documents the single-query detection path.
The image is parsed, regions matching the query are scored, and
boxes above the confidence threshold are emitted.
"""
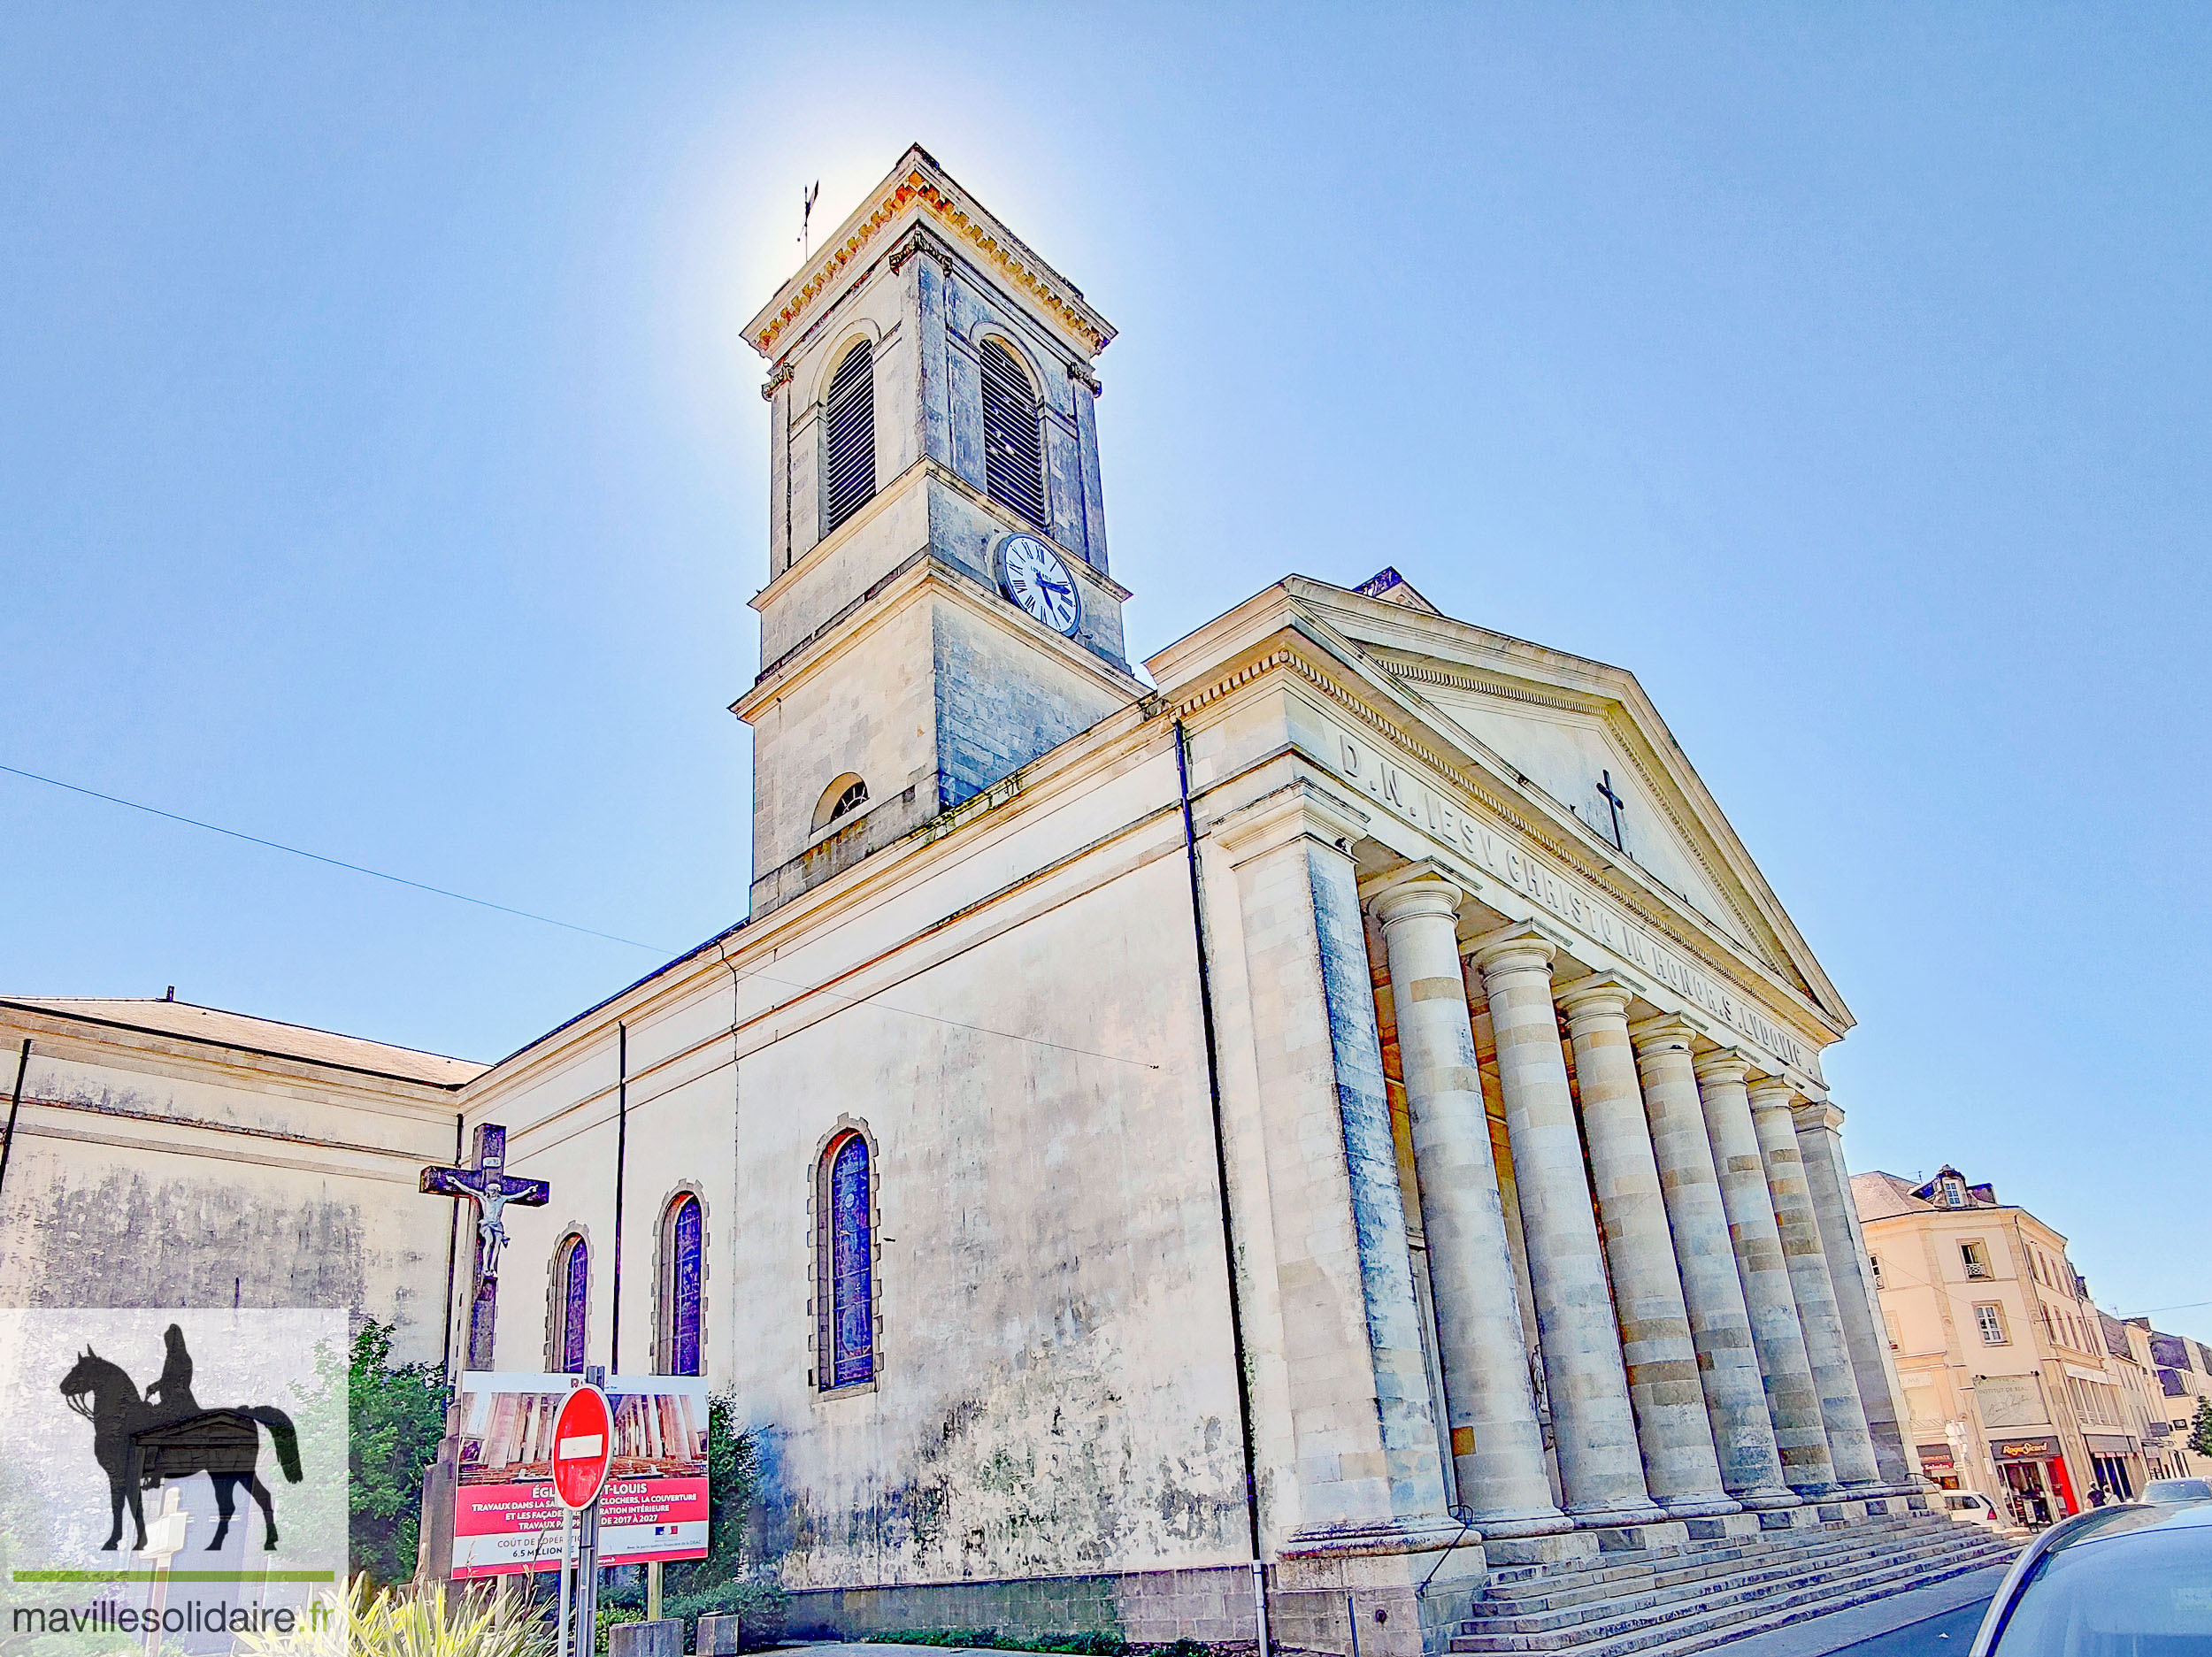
[1854,1166,2155,1521]
[4,147,2019,1654]
[2139,1322,2212,1480]
[0,994,480,1363]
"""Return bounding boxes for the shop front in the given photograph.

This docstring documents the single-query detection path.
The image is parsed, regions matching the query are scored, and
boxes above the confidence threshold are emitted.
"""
[1916,1441,1960,1490]
[1990,1434,2078,1527]
[2085,1433,2139,1501]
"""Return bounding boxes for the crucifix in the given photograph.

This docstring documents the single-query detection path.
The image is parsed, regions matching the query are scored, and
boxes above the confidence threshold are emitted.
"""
[1596,769,1627,853]
[420,1124,549,1372]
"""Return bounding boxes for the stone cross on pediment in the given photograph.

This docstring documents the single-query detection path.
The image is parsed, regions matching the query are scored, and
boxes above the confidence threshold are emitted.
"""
[420,1124,548,1371]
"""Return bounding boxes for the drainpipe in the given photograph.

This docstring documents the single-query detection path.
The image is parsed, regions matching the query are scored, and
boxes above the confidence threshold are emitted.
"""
[1174,721,1268,1655]
[0,1039,29,1207]
[611,1023,629,1372]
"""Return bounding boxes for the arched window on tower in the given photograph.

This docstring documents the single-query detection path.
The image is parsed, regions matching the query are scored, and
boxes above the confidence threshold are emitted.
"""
[815,1131,875,1388]
[813,774,868,833]
[979,338,1047,528]
[551,1233,589,1374]
[657,1194,704,1377]
[823,341,877,533]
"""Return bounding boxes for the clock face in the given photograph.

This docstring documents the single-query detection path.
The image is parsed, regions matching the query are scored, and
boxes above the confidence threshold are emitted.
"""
[999,534,1080,635]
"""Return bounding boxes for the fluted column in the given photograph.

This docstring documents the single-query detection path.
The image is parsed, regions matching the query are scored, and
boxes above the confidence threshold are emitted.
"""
[1693,1049,1839,1497]
[1747,1079,1879,1488]
[1628,1017,1796,1508]
[1471,924,1665,1526]
[1793,1101,1916,1491]
[1558,977,1738,1519]
[1371,871,1569,1538]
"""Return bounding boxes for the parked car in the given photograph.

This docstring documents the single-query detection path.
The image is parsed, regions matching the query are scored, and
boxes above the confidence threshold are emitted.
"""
[1970,1500,2212,1653]
[2139,1477,2212,1503]
[1943,1491,2008,1529]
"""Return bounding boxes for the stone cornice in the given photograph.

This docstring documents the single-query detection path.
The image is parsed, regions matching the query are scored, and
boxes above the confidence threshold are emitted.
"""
[747,150,1115,363]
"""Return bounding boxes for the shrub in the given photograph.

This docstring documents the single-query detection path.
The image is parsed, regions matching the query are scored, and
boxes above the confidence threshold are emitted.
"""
[349,1318,450,1586]
[242,1576,553,1657]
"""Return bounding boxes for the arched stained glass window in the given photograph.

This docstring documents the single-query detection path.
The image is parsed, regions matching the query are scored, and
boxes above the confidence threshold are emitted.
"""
[660,1193,703,1377]
[554,1234,589,1374]
[817,1132,874,1388]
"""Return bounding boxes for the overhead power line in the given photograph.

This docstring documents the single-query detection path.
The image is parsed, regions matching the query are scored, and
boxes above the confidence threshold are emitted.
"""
[0,762,670,954]
[1,759,1166,1075]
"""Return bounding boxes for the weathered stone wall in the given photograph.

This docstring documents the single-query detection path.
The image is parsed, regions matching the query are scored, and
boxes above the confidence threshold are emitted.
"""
[0,1018,462,1365]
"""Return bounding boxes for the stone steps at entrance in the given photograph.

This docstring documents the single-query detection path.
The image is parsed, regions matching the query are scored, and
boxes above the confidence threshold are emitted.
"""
[1448,1513,2017,1656]
[1471,1515,1958,1616]
[1468,1527,1960,1627]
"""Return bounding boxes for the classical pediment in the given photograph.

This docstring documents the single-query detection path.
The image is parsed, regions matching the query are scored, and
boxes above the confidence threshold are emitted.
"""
[1279,578,1844,1021]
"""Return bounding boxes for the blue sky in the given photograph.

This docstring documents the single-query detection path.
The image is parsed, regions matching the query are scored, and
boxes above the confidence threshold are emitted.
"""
[3,5,2206,1338]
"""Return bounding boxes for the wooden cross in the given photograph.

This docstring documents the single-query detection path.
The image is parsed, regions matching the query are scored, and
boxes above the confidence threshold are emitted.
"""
[420,1124,548,1372]
[1596,769,1627,853]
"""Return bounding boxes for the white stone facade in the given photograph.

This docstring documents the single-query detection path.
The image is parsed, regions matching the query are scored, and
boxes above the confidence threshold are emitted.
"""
[1,148,1919,1656]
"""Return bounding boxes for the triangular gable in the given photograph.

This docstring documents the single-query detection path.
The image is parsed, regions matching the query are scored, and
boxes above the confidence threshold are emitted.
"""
[1279,577,1845,1022]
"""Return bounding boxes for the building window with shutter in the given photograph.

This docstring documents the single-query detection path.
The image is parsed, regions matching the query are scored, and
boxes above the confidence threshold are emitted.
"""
[1976,1303,2008,1346]
[823,341,877,533]
[979,337,1048,528]
[1961,1239,1992,1279]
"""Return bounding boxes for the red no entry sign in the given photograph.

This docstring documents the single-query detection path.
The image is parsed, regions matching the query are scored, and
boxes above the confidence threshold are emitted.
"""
[550,1385,613,1511]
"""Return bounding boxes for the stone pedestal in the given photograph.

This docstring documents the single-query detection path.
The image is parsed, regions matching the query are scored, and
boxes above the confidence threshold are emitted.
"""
[1271,1533,1490,1657]
[608,1621,683,1657]
[695,1614,744,1656]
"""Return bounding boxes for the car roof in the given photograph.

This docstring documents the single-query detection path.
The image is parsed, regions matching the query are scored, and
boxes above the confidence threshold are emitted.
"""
[2043,1500,2212,1556]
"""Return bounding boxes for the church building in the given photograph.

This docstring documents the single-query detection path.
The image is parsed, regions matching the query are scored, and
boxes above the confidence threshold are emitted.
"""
[3,148,2018,1654]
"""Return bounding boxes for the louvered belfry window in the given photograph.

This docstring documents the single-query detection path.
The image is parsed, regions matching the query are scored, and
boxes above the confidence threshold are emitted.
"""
[823,341,877,533]
[979,338,1048,527]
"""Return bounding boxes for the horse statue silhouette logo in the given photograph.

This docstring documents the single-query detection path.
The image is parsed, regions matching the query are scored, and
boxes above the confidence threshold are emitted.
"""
[58,1323,303,1552]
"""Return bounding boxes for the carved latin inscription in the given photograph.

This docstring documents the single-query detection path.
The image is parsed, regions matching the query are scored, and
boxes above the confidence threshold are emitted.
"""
[1332,727,1812,1072]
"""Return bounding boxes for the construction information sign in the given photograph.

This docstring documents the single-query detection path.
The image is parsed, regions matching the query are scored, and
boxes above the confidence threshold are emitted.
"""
[449,1372,710,1579]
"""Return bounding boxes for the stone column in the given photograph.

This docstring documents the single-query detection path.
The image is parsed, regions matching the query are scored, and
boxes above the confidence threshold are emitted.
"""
[1371,871,1570,1538]
[1557,976,1738,1520]
[1471,924,1666,1527]
[1745,1083,1882,1490]
[1693,1050,1839,1497]
[1792,1101,1915,1490]
[1219,782,1459,1549]
[1628,1017,1796,1509]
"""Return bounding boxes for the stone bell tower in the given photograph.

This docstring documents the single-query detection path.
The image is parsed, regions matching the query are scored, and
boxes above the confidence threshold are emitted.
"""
[734,146,1143,915]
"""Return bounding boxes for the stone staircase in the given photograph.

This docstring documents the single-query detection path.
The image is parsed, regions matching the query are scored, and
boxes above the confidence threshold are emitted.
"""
[1448,1507,2017,1657]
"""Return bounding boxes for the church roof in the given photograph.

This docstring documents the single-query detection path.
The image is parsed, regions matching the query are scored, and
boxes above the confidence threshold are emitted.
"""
[0,996,483,1087]
[1850,1170,1936,1220]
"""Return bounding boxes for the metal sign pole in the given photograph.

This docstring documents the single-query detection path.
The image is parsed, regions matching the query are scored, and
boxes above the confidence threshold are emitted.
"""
[557,1509,575,1657]
[579,1365,605,1657]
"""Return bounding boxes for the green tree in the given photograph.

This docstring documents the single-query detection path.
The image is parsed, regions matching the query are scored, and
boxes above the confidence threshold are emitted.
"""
[2190,1395,2212,1461]
[349,1317,450,1587]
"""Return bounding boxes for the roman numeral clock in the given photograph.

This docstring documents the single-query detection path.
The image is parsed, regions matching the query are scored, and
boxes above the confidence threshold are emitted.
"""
[998,534,1081,635]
